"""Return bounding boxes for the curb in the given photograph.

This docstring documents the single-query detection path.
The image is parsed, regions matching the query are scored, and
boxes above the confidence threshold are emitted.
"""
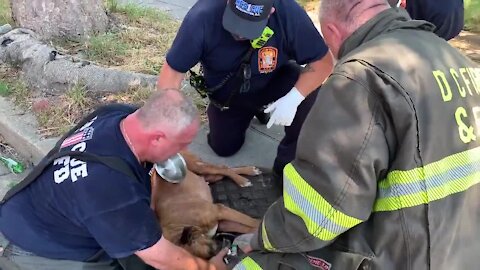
[0,97,57,164]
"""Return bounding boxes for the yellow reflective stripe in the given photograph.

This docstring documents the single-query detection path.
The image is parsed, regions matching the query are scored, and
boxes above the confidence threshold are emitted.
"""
[374,171,480,211]
[378,169,425,189]
[284,193,339,241]
[428,171,480,200]
[375,147,480,212]
[261,220,277,251]
[379,146,480,188]
[232,257,263,270]
[283,164,362,241]
[374,190,428,212]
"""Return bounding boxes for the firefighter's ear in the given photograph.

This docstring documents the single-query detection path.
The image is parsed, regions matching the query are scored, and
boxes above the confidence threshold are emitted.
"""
[269,7,276,17]
[320,22,343,59]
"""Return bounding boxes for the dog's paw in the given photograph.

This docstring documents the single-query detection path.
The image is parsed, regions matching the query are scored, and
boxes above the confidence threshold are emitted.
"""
[240,180,253,187]
[234,166,262,176]
[252,167,262,175]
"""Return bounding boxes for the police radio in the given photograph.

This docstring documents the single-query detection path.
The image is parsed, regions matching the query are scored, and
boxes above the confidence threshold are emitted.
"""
[251,26,274,49]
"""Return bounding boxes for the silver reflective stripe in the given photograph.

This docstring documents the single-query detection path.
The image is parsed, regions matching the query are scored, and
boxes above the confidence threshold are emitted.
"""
[378,160,480,199]
[285,179,349,235]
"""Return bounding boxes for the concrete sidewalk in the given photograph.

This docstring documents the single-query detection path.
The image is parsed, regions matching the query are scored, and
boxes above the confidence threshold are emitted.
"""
[188,118,284,169]
[118,0,197,19]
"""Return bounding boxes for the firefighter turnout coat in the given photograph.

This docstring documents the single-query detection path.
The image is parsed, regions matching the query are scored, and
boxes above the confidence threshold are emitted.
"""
[240,8,480,270]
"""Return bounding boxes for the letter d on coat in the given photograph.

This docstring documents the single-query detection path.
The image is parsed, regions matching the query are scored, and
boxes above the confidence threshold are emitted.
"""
[433,70,453,102]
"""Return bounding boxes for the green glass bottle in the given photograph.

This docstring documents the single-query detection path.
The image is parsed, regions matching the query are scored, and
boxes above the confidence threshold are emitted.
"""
[0,157,25,174]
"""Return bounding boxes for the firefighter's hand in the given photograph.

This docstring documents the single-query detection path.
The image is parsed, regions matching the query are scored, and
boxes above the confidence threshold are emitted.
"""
[233,233,254,254]
[264,87,305,129]
[209,248,228,270]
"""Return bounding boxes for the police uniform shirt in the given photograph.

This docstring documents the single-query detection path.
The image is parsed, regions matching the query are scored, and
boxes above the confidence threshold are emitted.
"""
[0,110,160,261]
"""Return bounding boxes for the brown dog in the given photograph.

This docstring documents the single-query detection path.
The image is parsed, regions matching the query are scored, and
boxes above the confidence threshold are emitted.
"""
[150,152,261,259]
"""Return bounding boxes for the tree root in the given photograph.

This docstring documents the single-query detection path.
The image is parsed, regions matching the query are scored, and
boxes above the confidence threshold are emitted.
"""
[0,28,157,94]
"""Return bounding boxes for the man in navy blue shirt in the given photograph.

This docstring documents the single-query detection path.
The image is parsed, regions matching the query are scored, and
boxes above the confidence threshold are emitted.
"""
[389,0,464,40]
[158,0,334,179]
[0,90,228,270]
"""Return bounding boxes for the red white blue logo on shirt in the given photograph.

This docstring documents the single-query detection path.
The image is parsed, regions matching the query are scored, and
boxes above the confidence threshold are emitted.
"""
[61,127,94,148]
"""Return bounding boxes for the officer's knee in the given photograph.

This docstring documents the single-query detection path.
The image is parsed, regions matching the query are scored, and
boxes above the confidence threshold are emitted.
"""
[207,133,245,157]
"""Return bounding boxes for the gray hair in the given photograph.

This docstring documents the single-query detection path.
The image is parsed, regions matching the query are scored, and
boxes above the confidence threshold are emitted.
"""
[137,89,198,134]
[319,0,390,34]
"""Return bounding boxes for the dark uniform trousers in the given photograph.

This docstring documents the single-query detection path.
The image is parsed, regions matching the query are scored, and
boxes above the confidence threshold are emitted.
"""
[207,62,319,176]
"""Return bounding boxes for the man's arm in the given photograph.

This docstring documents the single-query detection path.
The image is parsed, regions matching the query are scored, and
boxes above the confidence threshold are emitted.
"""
[294,51,334,97]
[288,0,334,97]
[157,7,205,90]
[157,61,186,90]
[264,2,334,128]
[136,236,227,270]
[256,70,391,253]
[264,53,334,128]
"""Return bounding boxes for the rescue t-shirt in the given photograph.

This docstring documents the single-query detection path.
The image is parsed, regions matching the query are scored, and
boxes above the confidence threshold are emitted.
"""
[166,0,329,99]
[0,110,160,261]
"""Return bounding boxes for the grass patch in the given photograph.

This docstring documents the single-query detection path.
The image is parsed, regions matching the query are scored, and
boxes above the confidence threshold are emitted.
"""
[0,0,12,26]
[0,81,10,97]
[85,33,131,65]
[109,2,172,22]
[0,66,30,108]
[36,83,97,137]
[54,1,180,75]
[105,0,119,13]
[102,85,153,105]
[36,85,157,138]
[9,81,29,108]
[465,0,480,32]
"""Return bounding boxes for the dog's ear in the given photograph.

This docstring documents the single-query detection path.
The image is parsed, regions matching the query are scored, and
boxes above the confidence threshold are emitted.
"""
[180,226,194,245]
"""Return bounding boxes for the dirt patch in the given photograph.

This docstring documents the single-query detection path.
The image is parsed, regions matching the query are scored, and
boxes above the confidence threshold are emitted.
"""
[450,31,480,63]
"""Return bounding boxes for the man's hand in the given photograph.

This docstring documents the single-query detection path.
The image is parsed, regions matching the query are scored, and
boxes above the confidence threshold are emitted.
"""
[264,87,305,128]
[136,236,227,270]
[233,233,254,254]
[209,248,229,270]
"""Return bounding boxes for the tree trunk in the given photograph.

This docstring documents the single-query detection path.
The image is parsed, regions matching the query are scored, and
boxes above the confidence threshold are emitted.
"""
[10,0,109,40]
